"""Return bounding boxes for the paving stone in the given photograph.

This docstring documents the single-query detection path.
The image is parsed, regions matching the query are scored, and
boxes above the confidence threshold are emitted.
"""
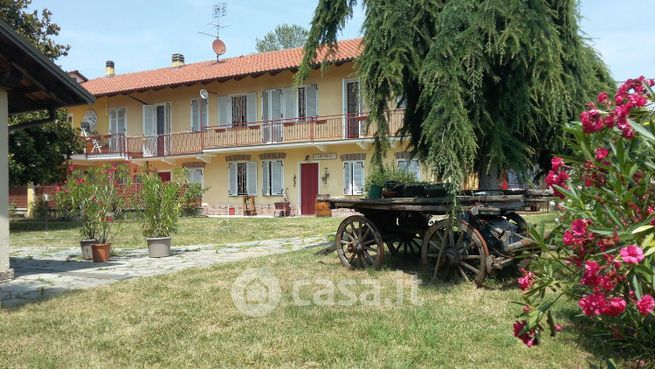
[1,236,327,308]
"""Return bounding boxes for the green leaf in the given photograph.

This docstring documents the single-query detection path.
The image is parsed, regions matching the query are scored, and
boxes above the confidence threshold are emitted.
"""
[632,225,655,235]
[632,273,643,300]
[628,118,655,142]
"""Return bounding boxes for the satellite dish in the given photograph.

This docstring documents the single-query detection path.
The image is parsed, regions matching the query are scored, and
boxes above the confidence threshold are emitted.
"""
[212,38,226,56]
[200,89,209,100]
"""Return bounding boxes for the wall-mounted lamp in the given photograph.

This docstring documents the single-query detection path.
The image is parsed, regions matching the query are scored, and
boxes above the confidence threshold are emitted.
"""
[304,155,310,161]
[321,168,330,185]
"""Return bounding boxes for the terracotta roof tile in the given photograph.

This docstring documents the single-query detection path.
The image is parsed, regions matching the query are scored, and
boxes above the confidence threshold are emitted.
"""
[82,38,361,97]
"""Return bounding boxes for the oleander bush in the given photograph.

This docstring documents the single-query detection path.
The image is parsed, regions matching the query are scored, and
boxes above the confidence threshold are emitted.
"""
[514,77,655,360]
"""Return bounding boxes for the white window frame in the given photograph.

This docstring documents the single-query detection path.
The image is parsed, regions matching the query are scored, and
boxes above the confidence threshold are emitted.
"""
[343,160,365,195]
[190,98,209,131]
[109,107,127,135]
[397,158,420,180]
[262,160,284,196]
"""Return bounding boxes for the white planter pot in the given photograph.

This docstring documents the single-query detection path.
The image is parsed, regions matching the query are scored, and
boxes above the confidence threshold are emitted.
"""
[146,237,171,258]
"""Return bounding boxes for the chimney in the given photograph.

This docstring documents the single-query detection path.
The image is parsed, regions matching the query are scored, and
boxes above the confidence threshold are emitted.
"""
[105,60,115,77]
[171,53,185,67]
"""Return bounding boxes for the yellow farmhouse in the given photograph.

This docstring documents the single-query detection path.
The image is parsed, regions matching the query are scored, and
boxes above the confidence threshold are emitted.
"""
[66,39,423,215]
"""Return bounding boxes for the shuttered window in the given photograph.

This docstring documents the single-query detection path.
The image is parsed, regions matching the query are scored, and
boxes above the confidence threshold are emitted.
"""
[296,85,318,119]
[397,159,420,180]
[187,168,203,185]
[228,162,257,196]
[191,98,208,131]
[262,160,283,196]
[344,161,364,195]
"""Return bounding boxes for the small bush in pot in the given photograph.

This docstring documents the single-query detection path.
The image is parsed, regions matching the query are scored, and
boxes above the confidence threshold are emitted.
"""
[140,172,182,258]
[364,165,418,198]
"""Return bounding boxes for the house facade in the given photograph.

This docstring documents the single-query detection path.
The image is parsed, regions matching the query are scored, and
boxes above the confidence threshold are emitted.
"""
[67,39,424,215]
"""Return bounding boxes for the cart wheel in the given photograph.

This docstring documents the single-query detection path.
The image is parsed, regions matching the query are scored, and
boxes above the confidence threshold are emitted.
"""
[386,234,422,256]
[335,215,385,269]
[505,212,529,235]
[421,219,489,285]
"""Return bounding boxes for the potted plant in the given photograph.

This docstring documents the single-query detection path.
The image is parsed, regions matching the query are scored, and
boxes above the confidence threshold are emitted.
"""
[88,164,129,262]
[363,166,386,199]
[140,172,182,258]
[56,167,98,260]
[364,165,418,198]
[179,176,208,217]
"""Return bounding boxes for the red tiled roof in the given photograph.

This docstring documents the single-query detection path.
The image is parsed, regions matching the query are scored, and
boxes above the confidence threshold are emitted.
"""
[82,38,361,97]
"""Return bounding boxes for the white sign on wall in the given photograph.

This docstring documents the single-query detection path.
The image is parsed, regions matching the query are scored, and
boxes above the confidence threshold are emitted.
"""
[313,153,337,160]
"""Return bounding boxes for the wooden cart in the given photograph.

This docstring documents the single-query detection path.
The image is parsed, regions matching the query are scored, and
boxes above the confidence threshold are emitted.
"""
[325,193,536,285]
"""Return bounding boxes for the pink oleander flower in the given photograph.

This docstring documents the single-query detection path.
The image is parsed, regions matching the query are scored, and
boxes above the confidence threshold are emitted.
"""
[562,230,575,246]
[579,293,607,316]
[518,269,535,291]
[513,320,538,347]
[571,219,589,237]
[620,245,644,264]
[603,297,627,317]
[554,324,563,333]
[551,156,565,171]
[637,295,655,317]
[594,148,609,161]
[597,92,609,104]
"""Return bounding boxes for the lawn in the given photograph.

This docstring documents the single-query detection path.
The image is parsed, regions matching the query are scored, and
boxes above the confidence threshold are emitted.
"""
[9,216,344,250]
[0,245,594,369]
[9,213,557,251]
[0,212,600,369]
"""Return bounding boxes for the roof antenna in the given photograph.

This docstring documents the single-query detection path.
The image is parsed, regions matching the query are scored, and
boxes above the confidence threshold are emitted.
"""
[198,1,227,62]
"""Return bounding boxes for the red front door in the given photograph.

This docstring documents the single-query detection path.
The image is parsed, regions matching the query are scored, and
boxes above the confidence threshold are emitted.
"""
[158,172,171,182]
[300,163,319,215]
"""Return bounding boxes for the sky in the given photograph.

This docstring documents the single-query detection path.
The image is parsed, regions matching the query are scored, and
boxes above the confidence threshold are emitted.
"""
[30,0,655,81]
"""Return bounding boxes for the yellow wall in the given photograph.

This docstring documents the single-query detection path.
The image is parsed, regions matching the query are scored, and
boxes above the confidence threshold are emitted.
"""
[67,62,432,213]
[67,63,357,136]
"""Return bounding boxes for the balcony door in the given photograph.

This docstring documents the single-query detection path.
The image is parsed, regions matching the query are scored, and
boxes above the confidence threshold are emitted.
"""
[262,89,283,143]
[108,108,126,153]
[142,103,170,157]
[155,104,171,156]
[344,80,362,138]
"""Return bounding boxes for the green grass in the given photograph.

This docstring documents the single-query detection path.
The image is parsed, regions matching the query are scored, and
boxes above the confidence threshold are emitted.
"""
[9,216,343,250]
[0,245,596,369]
[9,213,555,251]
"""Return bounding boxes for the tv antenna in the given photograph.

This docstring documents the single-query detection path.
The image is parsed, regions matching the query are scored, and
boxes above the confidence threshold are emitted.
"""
[198,1,228,62]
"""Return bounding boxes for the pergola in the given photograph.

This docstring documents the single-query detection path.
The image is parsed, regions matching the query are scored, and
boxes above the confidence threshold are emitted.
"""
[0,20,94,283]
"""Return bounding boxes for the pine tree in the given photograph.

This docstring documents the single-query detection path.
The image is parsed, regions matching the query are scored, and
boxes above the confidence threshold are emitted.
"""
[296,0,614,188]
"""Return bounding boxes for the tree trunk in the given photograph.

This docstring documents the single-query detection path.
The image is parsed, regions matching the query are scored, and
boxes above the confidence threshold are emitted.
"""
[477,155,501,190]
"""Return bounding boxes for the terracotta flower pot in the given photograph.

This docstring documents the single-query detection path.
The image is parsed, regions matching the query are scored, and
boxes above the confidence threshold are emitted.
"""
[92,243,111,262]
[80,239,97,260]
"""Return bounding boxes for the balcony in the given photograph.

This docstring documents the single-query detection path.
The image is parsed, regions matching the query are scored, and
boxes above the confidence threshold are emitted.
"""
[82,110,404,159]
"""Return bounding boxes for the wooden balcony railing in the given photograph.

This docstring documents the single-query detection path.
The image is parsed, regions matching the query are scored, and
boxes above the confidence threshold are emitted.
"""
[84,110,405,158]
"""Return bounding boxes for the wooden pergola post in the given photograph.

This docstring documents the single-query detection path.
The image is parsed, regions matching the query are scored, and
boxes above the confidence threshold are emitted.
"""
[0,88,13,284]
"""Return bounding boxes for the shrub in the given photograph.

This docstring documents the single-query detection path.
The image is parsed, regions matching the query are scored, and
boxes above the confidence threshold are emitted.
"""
[55,164,130,243]
[140,172,182,238]
[364,164,418,192]
[514,77,655,358]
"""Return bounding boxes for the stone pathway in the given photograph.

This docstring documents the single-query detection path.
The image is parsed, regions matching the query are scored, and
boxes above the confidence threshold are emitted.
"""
[0,237,330,308]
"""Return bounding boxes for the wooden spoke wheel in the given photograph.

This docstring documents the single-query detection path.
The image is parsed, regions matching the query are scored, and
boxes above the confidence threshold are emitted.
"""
[505,212,529,235]
[386,234,422,256]
[421,219,489,285]
[335,215,385,269]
